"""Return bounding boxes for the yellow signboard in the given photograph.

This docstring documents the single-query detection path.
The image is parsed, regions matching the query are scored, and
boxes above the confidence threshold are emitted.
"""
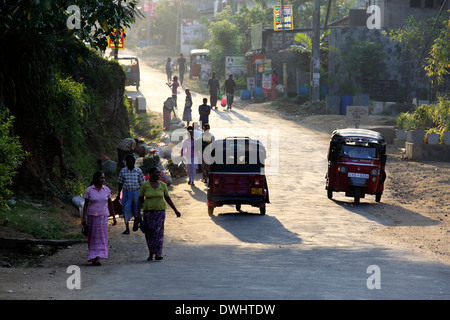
[273,5,293,31]
[108,29,125,49]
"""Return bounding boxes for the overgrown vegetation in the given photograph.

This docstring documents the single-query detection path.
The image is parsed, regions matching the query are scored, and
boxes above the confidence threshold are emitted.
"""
[0,1,143,239]
[0,111,26,211]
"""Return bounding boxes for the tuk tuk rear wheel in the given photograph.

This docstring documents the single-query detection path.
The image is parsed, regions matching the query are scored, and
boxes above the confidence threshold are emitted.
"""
[327,189,333,199]
[354,188,361,204]
[208,206,214,215]
[236,204,241,212]
[260,205,266,215]
[375,192,382,202]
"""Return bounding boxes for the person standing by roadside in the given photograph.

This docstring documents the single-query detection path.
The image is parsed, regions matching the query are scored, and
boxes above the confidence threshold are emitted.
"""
[207,72,220,110]
[82,171,115,266]
[198,97,211,126]
[116,155,145,234]
[165,57,173,83]
[270,69,278,101]
[181,126,201,186]
[176,52,187,86]
[168,76,180,108]
[117,138,136,169]
[137,167,181,261]
[182,89,192,126]
[224,73,236,110]
[198,123,215,184]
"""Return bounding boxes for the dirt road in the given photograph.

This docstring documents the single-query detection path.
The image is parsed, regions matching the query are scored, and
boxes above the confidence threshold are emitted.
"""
[1,50,449,301]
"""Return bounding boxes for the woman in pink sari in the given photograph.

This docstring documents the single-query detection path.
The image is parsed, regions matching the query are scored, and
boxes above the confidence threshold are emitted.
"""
[82,172,115,266]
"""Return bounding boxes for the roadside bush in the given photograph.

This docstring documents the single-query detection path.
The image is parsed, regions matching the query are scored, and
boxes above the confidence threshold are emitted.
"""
[0,110,26,211]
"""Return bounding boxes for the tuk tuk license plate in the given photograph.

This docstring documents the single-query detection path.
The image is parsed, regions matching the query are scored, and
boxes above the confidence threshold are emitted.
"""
[251,188,263,194]
[348,172,369,179]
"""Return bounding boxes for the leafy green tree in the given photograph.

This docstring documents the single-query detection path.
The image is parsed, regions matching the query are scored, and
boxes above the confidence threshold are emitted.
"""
[0,0,139,51]
[425,16,450,85]
[0,110,25,210]
[204,7,241,78]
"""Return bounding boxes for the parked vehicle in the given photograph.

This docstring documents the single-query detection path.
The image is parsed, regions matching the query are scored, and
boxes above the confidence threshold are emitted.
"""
[189,49,209,79]
[325,129,387,204]
[116,55,140,91]
[207,137,269,215]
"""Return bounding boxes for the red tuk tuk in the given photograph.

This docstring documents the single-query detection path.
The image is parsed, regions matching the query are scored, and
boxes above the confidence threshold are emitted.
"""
[190,49,209,79]
[326,129,387,204]
[207,137,269,215]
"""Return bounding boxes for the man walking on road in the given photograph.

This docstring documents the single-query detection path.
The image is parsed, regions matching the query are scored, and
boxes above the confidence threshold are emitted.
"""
[198,98,211,126]
[176,52,187,86]
[116,155,145,234]
[224,73,236,110]
[207,72,220,110]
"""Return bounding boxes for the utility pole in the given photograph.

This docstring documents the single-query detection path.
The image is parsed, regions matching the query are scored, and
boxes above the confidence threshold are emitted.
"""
[311,0,320,102]
[114,0,122,60]
[175,0,180,57]
[281,0,285,50]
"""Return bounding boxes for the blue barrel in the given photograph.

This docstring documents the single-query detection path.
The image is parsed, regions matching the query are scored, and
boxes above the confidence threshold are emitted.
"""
[297,86,309,96]
[252,87,262,97]
[240,90,251,100]
[355,93,369,106]
[340,94,353,115]
[321,86,328,96]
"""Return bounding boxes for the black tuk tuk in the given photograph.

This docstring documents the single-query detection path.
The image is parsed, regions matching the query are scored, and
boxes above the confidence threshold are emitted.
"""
[206,137,269,215]
[117,55,140,91]
[326,128,387,204]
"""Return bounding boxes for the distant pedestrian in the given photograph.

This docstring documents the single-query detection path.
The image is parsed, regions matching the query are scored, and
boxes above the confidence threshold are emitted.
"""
[207,72,220,110]
[168,76,180,108]
[82,171,115,266]
[182,89,192,126]
[117,138,136,169]
[176,52,187,85]
[198,97,211,126]
[137,167,181,261]
[197,123,215,184]
[165,57,173,83]
[116,155,145,234]
[181,126,201,185]
[163,97,175,130]
[271,70,278,101]
[224,73,236,110]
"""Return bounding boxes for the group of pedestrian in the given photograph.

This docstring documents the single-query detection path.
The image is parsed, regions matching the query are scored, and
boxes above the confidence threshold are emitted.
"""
[81,60,240,266]
[165,53,187,86]
[181,122,215,186]
[82,155,181,265]
[208,73,236,111]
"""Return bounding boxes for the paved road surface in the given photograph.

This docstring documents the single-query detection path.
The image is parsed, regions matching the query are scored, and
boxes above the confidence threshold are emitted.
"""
[78,51,450,300]
[2,50,448,303]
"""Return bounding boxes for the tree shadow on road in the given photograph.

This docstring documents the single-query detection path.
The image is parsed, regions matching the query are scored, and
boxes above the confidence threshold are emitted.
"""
[209,210,301,245]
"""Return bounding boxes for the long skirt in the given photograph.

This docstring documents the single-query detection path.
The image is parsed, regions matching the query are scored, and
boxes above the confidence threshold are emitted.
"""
[143,210,166,255]
[87,215,108,261]
[182,107,192,122]
[163,107,171,129]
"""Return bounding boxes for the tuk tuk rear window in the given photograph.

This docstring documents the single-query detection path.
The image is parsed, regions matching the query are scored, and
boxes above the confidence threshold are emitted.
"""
[341,145,378,159]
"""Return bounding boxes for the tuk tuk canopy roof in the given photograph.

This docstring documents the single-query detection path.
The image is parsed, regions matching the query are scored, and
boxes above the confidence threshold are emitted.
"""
[331,128,385,144]
[190,49,209,56]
